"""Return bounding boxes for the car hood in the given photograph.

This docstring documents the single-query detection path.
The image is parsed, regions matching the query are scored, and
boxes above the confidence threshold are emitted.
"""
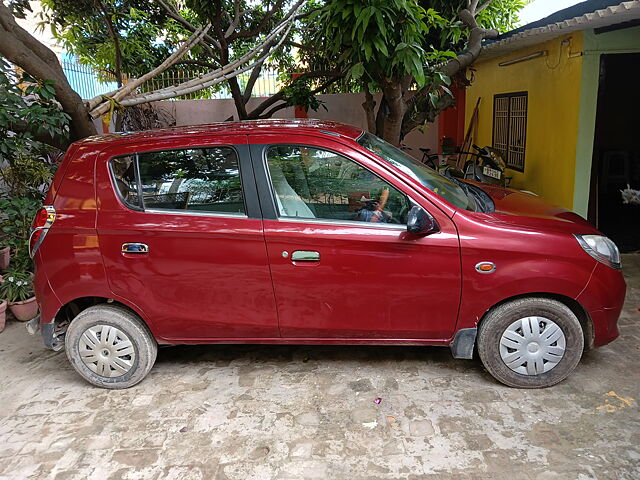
[469,182,598,234]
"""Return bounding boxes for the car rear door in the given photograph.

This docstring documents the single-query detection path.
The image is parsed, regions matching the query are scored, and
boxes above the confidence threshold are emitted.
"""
[249,134,462,340]
[96,134,279,341]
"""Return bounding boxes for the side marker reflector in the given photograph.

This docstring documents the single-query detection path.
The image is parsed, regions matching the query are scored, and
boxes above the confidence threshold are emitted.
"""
[475,262,496,274]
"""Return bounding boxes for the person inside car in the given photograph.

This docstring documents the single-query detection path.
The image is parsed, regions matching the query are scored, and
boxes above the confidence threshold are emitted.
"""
[355,188,393,223]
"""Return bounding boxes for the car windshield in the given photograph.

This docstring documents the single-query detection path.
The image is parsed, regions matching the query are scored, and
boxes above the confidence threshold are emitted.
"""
[357,132,472,210]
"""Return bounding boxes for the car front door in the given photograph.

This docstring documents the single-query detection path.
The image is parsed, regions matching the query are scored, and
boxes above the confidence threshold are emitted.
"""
[96,135,279,340]
[249,134,461,340]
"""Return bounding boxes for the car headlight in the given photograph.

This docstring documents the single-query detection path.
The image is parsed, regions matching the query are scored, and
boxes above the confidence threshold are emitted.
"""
[574,234,621,270]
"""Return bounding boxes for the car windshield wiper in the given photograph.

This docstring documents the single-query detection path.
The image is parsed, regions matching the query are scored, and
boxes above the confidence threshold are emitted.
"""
[450,177,494,213]
[467,184,494,213]
[449,177,477,212]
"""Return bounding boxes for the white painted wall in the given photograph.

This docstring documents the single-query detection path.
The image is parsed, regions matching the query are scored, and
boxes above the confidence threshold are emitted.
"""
[150,92,439,160]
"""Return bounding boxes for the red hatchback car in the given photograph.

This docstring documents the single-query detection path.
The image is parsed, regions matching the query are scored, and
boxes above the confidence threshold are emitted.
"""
[29,119,626,389]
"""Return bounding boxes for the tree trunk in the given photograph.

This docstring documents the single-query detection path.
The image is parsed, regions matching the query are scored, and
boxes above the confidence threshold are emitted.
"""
[400,92,456,141]
[374,96,387,139]
[362,86,376,133]
[228,76,248,120]
[0,3,97,144]
[380,81,406,146]
[97,0,125,131]
[361,3,498,146]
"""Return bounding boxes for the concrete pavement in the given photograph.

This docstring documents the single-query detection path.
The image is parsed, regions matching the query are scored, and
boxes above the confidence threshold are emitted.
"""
[0,254,638,479]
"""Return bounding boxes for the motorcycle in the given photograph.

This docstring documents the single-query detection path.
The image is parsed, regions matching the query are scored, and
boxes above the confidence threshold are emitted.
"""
[413,147,466,179]
[405,143,510,187]
[462,145,511,187]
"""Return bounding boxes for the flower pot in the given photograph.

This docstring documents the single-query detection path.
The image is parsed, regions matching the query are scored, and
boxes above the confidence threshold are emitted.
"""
[0,300,7,333]
[8,296,38,322]
[0,247,9,271]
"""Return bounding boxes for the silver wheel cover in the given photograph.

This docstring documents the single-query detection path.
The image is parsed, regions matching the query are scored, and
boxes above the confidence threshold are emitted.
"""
[78,325,136,378]
[499,316,566,376]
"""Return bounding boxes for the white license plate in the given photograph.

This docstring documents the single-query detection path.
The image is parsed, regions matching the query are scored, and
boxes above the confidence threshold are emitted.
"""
[483,166,501,179]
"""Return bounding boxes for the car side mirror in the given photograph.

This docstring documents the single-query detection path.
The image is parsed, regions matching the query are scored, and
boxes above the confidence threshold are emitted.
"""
[406,206,439,236]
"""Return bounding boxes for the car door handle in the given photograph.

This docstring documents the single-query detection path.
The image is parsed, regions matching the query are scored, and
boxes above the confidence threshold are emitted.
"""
[122,243,149,254]
[291,250,320,262]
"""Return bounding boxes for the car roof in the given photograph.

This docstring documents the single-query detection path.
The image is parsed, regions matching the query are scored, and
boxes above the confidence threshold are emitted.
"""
[74,118,364,147]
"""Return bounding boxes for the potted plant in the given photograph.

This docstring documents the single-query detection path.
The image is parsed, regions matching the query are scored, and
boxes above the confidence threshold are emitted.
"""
[0,271,38,322]
[0,197,41,271]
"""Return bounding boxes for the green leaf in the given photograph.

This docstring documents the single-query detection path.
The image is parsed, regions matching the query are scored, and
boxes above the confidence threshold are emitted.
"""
[435,72,451,86]
[362,41,373,62]
[350,62,365,80]
[372,36,388,57]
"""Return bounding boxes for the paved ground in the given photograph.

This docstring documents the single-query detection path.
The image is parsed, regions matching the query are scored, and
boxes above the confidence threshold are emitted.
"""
[0,255,638,480]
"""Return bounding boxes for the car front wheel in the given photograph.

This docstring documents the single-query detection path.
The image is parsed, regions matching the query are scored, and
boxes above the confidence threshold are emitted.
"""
[477,297,584,388]
[65,304,157,389]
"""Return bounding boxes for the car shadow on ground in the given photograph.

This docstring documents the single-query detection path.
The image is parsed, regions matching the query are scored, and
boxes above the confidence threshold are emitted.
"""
[150,340,614,390]
[153,343,489,376]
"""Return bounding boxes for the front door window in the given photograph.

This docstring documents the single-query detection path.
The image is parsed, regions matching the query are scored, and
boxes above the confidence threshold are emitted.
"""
[265,145,410,224]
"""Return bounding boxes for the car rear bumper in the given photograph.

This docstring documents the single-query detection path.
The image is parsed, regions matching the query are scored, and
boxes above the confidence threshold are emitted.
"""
[576,262,627,347]
[25,314,64,351]
[33,255,62,326]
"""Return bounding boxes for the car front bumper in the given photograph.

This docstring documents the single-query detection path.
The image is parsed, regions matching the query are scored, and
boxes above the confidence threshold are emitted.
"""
[576,262,627,347]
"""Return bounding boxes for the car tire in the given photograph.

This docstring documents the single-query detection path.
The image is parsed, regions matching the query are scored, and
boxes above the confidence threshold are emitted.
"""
[477,297,584,388]
[65,304,157,389]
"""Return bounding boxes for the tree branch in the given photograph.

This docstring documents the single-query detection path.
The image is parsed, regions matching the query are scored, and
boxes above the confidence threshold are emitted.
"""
[256,101,290,119]
[245,70,342,119]
[441,8,498,78]
[227,0,289,41]
[283,40,310,50]
[476,1,493,14]
[246,90,287,119]
[243,60,265,103]
[401,94,455,140]
[88,23,212,117]
[0,3,96,140]
[127,4,302,102]
[177,60,220,70]
[252,74,345,120]
[225,0,244,38]
[7,118,70,150]
[397,3,497,141]
[96,0,123,87]
[155,0,221,50]
[115,49,280,107]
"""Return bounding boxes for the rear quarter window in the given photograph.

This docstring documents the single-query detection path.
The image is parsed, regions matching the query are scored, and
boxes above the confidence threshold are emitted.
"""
[110,156,141,209]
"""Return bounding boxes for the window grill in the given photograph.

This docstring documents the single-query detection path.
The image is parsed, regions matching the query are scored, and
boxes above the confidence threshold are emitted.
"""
[492,92,528,171]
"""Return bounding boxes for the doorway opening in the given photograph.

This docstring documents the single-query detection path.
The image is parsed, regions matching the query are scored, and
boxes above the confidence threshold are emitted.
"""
[589,52,640,253]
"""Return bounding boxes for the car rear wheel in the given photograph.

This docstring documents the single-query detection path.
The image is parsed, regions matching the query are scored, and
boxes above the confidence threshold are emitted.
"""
[477,297,584,388]
[65,304,157,389]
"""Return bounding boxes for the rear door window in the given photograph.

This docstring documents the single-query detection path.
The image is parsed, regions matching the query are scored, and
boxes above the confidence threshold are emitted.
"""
[110,147,245,215]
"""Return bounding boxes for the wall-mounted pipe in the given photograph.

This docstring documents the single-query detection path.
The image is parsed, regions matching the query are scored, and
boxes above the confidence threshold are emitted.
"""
[498,50,547,67]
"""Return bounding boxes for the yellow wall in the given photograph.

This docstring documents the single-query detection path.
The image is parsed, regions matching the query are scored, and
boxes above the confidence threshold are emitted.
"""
[465,32,584,209]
